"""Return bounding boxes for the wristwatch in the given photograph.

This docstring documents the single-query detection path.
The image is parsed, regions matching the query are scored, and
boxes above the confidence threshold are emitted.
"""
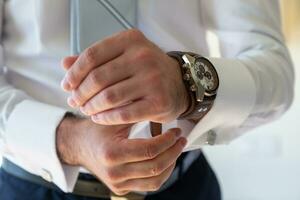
[167,51,219,121]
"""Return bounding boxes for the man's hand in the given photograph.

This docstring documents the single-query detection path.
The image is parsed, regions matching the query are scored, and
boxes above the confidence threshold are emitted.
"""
[56,115,187,195]
[61,29,189,125]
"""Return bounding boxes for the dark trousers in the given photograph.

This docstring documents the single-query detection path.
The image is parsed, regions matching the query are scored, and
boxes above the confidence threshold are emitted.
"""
[0,153,221,200]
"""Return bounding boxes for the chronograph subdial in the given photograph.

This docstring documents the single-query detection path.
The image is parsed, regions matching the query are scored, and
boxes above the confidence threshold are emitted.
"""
[193,59,217,92]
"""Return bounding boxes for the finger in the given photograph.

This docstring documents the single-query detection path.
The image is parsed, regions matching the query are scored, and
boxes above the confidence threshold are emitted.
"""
[114,163,176,192]
[105,128,184,165]
[91,99,152,125]
[61,56,79,70]
[80,76,143,115]
[68,56,134,108]
[61,30,135,91]
[110,137,186,182]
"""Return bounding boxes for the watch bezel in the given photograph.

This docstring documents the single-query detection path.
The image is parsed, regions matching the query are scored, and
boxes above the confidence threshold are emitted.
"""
[182,54,219,102]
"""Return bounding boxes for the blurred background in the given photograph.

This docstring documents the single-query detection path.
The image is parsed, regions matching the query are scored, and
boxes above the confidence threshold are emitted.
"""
[203,0,300,199]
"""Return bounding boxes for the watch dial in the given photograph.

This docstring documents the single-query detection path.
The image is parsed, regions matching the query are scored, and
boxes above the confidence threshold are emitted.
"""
[194,58,218,92]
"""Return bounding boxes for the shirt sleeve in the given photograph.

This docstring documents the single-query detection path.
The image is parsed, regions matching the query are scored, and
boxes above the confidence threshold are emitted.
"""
[0,1,79,192]
[130,0,294,150]
[183,0,294,149]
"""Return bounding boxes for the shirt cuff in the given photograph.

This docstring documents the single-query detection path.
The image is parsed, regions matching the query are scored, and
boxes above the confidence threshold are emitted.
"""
[184,57,257,148]
[129,58,256,150]
[128,120,195,151]
[5,99,79,192]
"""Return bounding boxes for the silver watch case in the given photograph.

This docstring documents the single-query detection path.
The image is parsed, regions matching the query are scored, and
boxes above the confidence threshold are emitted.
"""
[181,54,219,102]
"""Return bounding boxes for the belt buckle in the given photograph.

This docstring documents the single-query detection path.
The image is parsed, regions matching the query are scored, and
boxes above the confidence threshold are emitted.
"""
[74,179,145,200]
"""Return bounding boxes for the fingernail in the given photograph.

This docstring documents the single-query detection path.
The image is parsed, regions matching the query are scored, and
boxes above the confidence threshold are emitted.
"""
[61,78,71,91]
[67,97,77,108]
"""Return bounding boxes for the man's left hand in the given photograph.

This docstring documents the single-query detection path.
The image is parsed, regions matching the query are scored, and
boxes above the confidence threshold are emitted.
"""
[61,29,189,125]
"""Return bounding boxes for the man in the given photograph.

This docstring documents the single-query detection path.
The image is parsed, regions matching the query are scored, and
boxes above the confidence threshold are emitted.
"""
[0,0,294,200]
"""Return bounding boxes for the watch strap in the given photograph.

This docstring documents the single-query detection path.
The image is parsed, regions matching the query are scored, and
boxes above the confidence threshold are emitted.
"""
[167,51,196,119]
[167,51,217,121]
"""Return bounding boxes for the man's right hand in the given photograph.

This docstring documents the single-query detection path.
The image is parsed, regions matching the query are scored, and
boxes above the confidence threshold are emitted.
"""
[56,115,187,195]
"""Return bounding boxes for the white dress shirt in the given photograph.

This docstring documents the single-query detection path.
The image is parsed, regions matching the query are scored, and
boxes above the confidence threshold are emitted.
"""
[0,0,294,192]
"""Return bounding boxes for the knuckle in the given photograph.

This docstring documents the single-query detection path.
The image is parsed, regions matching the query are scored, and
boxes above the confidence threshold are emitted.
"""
[150,163,164,176]
[102,148,118,165]
[104,62,117,75]
[84,47,97,66]
[89,70,101,86]
[134,47,153,62]
[102,89,118,106]
[146,70,161,84]
[105,168,119,182]
[118,110,131,123]
[144,144,158,159]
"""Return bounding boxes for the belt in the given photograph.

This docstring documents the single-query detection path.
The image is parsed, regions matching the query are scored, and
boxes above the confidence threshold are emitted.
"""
[2,158,144,200]
[2,151,201,199]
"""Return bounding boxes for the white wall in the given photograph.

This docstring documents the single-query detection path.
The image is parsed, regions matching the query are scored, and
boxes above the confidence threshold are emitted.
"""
[203,43,300,200]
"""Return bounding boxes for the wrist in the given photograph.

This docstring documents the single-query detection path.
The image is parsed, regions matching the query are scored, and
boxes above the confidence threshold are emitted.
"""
[56,113,86,166]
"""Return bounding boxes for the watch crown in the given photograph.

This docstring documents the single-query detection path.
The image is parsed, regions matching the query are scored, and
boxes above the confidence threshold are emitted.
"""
[190,84,197,92]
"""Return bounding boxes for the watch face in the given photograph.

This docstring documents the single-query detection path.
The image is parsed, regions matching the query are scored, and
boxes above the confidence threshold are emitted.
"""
[194,57,219,93]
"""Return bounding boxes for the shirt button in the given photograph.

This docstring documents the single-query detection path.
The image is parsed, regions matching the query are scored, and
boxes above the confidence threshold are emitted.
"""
[206,130,217,145]
[41,169,52,182]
